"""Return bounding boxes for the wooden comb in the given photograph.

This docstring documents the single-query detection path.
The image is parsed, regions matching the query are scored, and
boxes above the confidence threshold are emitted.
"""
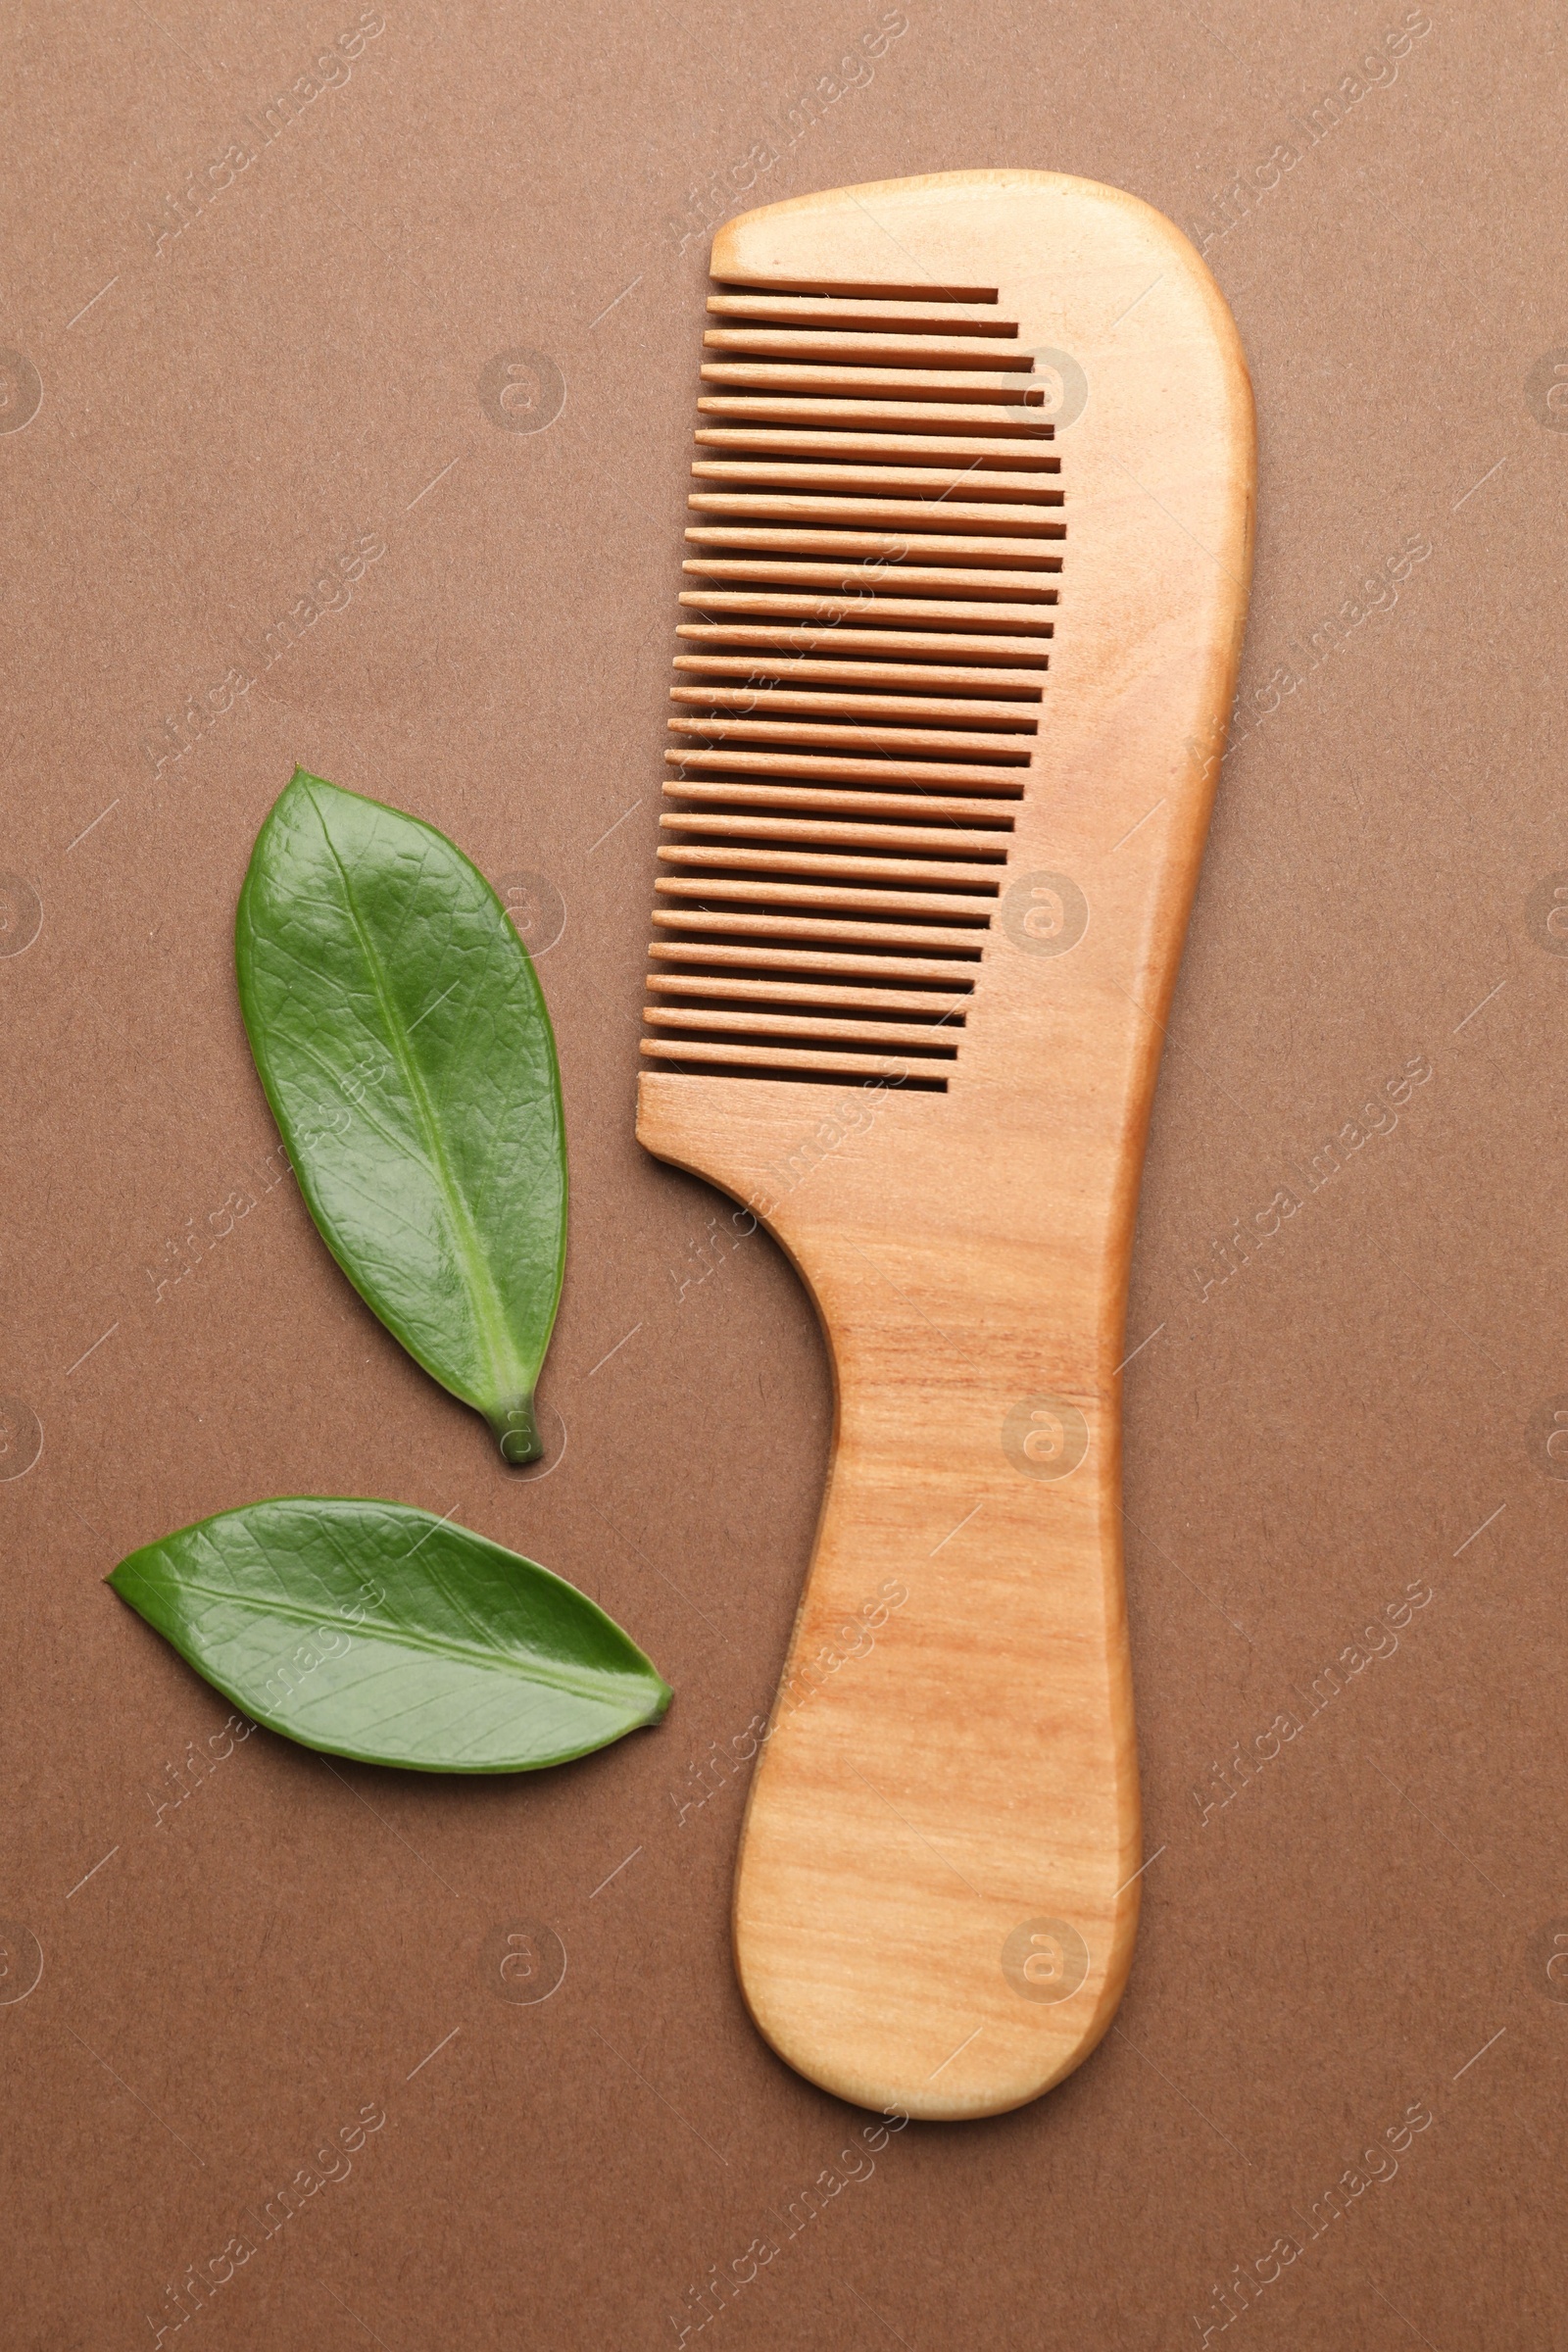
[636,171,1253,2120]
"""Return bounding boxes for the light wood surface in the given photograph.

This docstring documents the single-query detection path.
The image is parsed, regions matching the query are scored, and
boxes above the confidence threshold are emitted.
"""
[636,171,1254,2120]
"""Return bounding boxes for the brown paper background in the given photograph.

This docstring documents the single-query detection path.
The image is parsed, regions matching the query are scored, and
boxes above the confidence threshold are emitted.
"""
[3,3,1565,2344]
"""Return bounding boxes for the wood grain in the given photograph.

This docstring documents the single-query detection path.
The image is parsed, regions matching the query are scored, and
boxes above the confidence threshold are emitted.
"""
[636,170,1254,2120]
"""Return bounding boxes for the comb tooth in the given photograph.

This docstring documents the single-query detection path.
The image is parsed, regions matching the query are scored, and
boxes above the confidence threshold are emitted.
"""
[710,270,999,300]
[690,468,1061,510]
[665,748,1030,790]
[639,1039,958,1077]
[668,686,1039,729]
[681,553,1060,593]
[650,274,1064,1083]
[670,656,1044,697]
[667,710,1024,757]
[694,428,1058,469]
[646,974,969,1012]
[689,491,1063,533]
[667,686,1034,729]
[689,491,1064,530]
[662,782,1020,823]
[703,329,1037,372]
[706,293,1018,333]
[685,528,1063,565]
[679,596,1054,635]
[660,813,1008,853]
[655,884,996,927]
[640,1038,947,1079]
[644,1005,960,1049]
[676,623,1051,664]
[667,716,1031,759]
[649,940,978,981]
[657,847,1004,890]
[701,363,1044,406]
[698,397,1053,435]
[652,907,988,949]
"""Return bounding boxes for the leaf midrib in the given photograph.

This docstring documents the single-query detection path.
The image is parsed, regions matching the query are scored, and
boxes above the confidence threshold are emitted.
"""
[139,1572,642,1707]
[309,794,525,1413]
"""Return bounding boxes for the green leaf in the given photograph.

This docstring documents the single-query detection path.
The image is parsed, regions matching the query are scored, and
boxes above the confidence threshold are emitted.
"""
[236,768,566,1463]
[109,1498,671,1772]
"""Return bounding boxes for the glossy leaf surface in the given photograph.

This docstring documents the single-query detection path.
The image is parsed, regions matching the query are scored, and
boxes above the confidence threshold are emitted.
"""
[109,1499,671,1771]
[236,769,565,1462]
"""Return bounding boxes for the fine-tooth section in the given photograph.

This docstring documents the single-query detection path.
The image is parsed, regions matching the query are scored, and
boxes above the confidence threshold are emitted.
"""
[645,275,1061,1089]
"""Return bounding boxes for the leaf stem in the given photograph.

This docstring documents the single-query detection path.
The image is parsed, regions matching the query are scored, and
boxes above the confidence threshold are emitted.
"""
[494,1396,543,1466]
